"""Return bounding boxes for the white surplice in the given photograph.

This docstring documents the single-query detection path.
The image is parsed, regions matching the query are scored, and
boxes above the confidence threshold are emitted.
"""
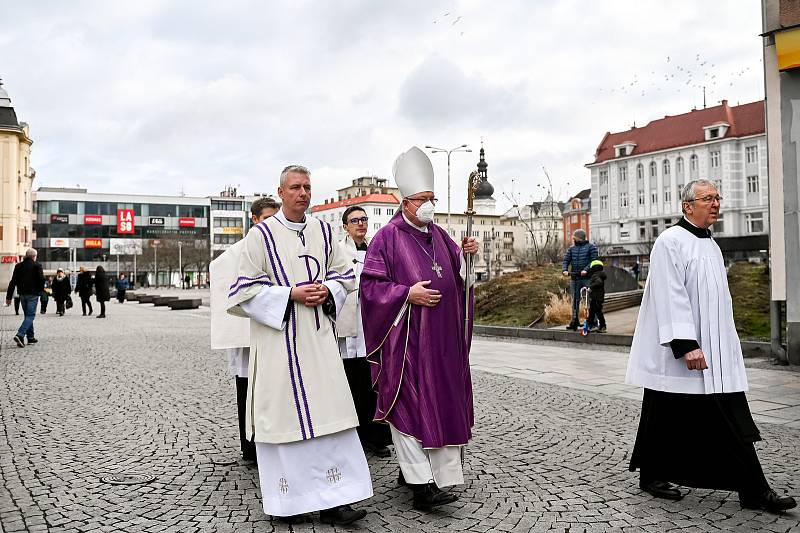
[228,208,372,516]
[210,239,250,377]
[626,220,748,394]
[336,235,367,359]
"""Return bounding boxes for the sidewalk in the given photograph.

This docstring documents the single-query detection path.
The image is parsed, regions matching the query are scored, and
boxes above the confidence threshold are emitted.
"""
[471,336,800,427]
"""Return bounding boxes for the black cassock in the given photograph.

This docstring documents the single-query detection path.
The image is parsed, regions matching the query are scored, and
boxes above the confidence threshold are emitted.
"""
[342,357,391,449]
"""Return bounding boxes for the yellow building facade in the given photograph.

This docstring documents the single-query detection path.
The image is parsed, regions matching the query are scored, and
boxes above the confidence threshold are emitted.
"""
[0,81,35,289]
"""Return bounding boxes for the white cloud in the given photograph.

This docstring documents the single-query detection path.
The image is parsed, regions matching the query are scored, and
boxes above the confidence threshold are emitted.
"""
[0,0,764,213]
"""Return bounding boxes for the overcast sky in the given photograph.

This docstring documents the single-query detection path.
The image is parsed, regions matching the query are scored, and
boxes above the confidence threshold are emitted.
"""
[0,1,764,212]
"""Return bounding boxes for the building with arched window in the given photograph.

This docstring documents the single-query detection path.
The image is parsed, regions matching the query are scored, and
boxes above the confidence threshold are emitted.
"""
[0,80,35,289]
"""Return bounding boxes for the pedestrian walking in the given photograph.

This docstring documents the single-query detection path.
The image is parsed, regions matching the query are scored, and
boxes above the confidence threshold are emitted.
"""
[40,277,52,314]
[561,229,598,331]
[210,196,280,463]
[51,269,72,316]
[228,165,372,525]
[94,266,109,318]
[336,206,392,459]
[361,147,478,511]
[115,273,129,303]
[5,248,45,347]
[75,267,94,316]
[632,261,641,283]
[626,179,796,512]
[587,259,607,333]
[184,273,191,289]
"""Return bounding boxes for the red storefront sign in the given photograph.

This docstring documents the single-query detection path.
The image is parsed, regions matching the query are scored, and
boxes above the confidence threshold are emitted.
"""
[1,256,18,263]
[84,215,103,225]
[84,239,103,248]
[178,217,196,228]
[117,209,135,234]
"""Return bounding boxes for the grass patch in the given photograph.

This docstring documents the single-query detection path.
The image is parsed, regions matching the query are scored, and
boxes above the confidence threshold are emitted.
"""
[475,265,570,326]
[728,261,770,341]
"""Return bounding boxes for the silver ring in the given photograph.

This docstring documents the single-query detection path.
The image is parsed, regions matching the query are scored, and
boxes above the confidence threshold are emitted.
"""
[428,299,432,305]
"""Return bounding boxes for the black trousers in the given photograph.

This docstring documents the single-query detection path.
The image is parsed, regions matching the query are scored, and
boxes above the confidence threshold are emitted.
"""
[80,297,93,315]
[630,389,770,496]
[588,298,605,328]
[235,377,256,460]
[99,301,106,316]
[342,357,392,448]
[55,299,65,314]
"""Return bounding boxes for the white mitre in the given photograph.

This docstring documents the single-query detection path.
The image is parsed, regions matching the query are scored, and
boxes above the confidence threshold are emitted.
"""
[393,146,434,197]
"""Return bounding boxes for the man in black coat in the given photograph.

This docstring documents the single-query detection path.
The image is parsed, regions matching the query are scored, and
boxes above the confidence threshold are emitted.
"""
[75,266,94,316]
[51,268,72,316]
[5,248,45,347]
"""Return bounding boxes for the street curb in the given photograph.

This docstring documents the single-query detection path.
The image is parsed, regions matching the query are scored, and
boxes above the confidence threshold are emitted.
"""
[473,324,772,358]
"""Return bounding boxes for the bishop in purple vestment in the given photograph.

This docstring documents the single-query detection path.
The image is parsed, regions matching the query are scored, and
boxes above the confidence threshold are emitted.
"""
[360,146,478,512]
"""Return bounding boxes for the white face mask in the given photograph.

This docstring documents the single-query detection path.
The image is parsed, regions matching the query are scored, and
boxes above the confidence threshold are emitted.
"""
[415,201,435,224]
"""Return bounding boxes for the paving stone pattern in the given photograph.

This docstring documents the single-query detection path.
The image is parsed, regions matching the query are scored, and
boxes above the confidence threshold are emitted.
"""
[0,303,798,532]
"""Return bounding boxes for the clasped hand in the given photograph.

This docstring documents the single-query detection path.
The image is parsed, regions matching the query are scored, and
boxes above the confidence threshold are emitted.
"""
[290,282,329,307]
[462,237,478,255]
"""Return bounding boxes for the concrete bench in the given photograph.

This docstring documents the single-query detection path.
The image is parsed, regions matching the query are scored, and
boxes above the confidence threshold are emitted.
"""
[125,292,138,301]
[137,294,156,304]
[153,296,180,307]
[167,298,201,310]
[603,289,643,313]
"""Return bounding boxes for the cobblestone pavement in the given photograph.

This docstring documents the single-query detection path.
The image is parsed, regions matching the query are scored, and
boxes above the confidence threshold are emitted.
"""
[0,302,798,532]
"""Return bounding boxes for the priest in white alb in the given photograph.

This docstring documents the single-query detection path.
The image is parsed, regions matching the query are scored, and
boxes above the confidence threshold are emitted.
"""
[227,165,372,526]
[210,196,279,463]
[626,179,795,513]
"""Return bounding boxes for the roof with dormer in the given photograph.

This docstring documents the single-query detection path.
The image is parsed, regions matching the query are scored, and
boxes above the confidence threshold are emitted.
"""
[589,99,764,165]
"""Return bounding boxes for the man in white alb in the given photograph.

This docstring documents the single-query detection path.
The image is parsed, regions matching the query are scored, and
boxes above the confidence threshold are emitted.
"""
[626,179,795,513]
[210,196,279,462]
[228,165,372,525]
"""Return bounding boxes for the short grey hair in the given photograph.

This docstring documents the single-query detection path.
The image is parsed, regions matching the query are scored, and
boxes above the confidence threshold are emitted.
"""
[573,229,586,241]
[279,165,311,187]
[25,248,37,259]
[681,179,716,213]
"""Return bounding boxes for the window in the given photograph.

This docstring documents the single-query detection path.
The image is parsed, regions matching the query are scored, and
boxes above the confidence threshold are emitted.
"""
[664,187,671,203]
[639,221,646,239]
[650,220,659,238]
[710,151,720,168]
[620,192,629,207]
[649,161,657,178]
[747,175,759,194]
[619,165,627,181]
[676,157,684,178]
[651,192,658,204]
[713,214,724,234]
[600,195,609,210]
[746,146,758,164]
[638,190,645,205]
[504,231,513,238]
[374,208,381,215]
[599,170,608,186]
[570,214,578,223]
[746,212,764,234]
[709,128,719,139]
[374,223,380,230]
[690,154,699,177]
[663,159,670,176]
[637,163,644,181]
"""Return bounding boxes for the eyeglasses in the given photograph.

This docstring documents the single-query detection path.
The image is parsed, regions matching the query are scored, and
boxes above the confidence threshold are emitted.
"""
[687,195,723,204]
[406,197,438,206]
[347,216,369,225]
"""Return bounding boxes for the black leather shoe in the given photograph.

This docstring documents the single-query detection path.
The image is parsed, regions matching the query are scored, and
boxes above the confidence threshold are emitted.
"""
[26,338,38,344]
[364,442,392,458]
[413,483,458,511]
[639,480,683,501]
[13,335,24,348]
[319,505,367,525]
[277,514,309,524]
[740,489,797,513]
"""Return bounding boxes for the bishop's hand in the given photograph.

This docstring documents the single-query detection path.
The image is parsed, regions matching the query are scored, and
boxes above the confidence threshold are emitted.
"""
[462,237,478,255]
[408,280,441,308]
[684,348,708,371]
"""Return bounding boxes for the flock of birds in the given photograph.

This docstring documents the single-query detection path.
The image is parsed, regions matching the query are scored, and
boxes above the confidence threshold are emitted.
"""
[597,53,760,102]
[432,11,465,37]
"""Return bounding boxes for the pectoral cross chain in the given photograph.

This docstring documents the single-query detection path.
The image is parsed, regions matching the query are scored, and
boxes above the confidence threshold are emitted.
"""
[432,261,443,278]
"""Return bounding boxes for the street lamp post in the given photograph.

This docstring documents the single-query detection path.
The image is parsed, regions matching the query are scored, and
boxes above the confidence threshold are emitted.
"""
[425,144,471,233]
[178,241,183,289]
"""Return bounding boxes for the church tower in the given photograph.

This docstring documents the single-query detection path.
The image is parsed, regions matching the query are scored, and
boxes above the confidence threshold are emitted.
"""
[472,142,496,215]
[0,79,35,289]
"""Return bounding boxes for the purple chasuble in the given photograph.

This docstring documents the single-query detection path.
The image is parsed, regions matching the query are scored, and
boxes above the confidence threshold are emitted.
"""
[360,211,474,449]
